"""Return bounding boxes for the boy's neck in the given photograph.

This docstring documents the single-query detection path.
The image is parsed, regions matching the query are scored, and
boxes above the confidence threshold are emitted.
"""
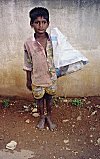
[35,32,47,39]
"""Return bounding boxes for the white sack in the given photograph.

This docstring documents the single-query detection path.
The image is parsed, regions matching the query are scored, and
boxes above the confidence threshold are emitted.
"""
[50,27,89,74]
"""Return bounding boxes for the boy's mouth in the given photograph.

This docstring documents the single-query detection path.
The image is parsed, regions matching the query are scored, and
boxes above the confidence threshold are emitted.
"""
[38,29,44,31]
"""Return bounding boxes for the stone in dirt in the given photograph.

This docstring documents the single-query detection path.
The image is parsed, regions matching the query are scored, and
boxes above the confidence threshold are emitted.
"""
[6,141,17,150]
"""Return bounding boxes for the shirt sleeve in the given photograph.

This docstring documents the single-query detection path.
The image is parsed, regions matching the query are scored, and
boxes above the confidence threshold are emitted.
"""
[23,43,33,71]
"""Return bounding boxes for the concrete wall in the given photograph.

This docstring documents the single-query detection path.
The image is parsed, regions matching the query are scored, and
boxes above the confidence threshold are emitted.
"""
[0,0,100,98]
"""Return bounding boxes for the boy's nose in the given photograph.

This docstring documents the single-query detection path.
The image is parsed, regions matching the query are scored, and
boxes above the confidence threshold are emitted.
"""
[39,22,43,27]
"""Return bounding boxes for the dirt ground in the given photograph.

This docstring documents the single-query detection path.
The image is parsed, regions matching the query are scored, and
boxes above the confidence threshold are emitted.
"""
[0,95,100,159]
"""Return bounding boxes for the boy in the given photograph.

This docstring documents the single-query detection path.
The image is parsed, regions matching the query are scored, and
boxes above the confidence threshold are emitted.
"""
[23,7,57,131]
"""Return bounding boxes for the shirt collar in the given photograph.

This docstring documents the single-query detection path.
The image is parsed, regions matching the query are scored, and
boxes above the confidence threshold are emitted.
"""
[32,32,50,41]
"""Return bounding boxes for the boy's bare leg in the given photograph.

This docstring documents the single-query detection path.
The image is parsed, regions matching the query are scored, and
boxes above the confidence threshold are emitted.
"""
[45,93,56,131]
[36,98,45,129]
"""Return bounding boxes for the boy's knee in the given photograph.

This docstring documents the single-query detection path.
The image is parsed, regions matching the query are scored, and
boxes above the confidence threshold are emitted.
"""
[44,93,52,100]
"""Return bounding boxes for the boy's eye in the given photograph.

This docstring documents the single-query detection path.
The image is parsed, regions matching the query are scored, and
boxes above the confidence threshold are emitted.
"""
[34,21,47,25]
[42,21,46,24]
[34,21,39,24]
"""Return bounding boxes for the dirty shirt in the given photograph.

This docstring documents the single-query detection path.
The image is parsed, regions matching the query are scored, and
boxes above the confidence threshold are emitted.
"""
[23,33,57,87]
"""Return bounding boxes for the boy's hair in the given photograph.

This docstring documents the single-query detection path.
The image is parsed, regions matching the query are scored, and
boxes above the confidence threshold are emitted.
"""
[29,7,49,25]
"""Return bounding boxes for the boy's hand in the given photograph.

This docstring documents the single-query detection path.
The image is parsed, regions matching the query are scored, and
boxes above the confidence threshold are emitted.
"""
[26,80,32,91]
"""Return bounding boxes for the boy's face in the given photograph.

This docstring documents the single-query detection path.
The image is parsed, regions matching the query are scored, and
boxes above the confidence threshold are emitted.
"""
[31,16,49,34]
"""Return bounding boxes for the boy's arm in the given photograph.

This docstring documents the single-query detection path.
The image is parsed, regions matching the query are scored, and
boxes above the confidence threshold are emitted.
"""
[23,43,33,91]
[26,71,32,91]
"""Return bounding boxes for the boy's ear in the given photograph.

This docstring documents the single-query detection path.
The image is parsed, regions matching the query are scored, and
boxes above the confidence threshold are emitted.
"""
[30,21,32,27]
[30,21,34,27]
[31,24,33,28]
[48,21,50,26]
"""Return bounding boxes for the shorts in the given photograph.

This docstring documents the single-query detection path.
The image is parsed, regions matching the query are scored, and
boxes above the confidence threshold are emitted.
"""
[32,84,57,99]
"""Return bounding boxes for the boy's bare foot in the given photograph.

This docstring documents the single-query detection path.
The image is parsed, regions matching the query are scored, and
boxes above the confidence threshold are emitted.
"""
[36,116,45,130]
[46,116,57,131]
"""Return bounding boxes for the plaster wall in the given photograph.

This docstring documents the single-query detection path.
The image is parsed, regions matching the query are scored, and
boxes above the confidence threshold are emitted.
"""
[0,0,100,98]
